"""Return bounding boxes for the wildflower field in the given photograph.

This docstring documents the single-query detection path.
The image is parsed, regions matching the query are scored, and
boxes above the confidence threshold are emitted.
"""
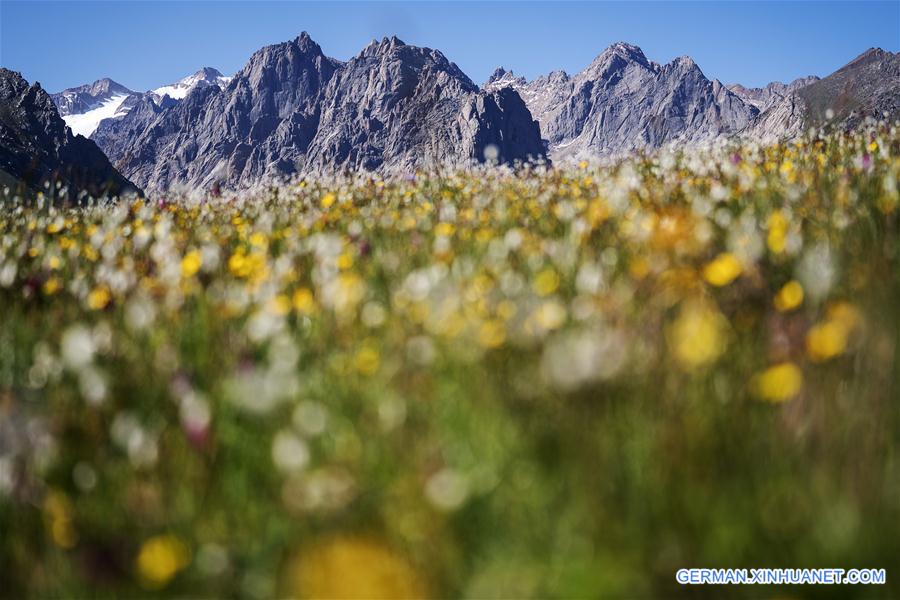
[2,123,900,598]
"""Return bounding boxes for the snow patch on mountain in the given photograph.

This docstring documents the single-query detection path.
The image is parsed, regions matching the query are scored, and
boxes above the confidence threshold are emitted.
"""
[150,68,231,101]
[63,93,131,137]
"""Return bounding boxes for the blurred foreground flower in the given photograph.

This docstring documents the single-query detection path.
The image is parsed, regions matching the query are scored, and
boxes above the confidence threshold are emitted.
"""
[136,534,190,589]
[751,362,803,402]
[703,252,743,287]
[667,302,729,370]
[285,536,426,599]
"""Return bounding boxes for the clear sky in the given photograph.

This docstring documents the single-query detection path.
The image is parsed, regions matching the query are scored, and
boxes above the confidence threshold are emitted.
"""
[1,1,898,93]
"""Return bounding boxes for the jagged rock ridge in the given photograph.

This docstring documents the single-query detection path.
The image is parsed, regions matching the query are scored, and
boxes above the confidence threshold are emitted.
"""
[51,69,232,138]
[0,68,139,201]
[92,33,545,192]
[483,42,759,160]
[745,48,900,141]
[727,76,820,111]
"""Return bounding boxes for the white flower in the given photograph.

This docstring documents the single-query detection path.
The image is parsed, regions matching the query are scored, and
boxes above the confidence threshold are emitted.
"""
[271,430,310,473]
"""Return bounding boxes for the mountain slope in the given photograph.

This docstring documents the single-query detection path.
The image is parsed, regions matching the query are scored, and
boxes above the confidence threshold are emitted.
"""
[51,78,136,137]
[148,67,232,102]
[51,69,232,138]
[484,42,758,160]
[746,48,900,140]
[95,32,341,191]
[51,78,133,116]
[94,33,545,191]
[0,69,139,201]
[798,48,900,126]
[727,76,820,112]
[304,36,544,171]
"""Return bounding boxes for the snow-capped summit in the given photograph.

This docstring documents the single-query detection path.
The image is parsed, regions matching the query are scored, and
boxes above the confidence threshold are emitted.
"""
[51,78,134,117]
[482,67,526,91]
[50,78,136,137]
[149,67,232,102]
[51,68,232,138]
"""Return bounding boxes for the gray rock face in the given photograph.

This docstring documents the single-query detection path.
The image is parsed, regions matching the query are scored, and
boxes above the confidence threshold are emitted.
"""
[50,78,134,117]
[0,69,139,201]
[303,37,544,171]
[744,48,900,141]
[93,33,545,192]
[52,69,232,139]
[798,48,900,126]
[727,76,820,111]
[95,33,340,191]
[147,67,232,104]
[483,42,759,160]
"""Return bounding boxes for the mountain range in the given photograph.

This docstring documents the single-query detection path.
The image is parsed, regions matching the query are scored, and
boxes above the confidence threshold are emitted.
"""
[0,68,137,201]
[484,42,759,160]
[50,68,232,138]
[79,33,547,192]
[1,32,897,198]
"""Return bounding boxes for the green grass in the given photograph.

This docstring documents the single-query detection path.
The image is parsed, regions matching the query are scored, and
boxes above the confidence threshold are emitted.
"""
[1,122,899,598]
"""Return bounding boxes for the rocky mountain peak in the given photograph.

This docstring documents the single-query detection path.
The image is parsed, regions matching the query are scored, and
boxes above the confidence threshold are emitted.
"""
[483,67,527,91]
[294,30,325,54]
[86,78,132,97]
[665,55,703,77]
[51,78,135,119]
[93,32,544,187]
[486,67,511,83]
[0,68,137,200]
[362,36,408,57]
[840,47,896,72]
[726,75,821,111]
[591,42,651,66]
[192,67,225,80]
[546,70,570,84]
[583,41,654,79]
[240,32,331,78]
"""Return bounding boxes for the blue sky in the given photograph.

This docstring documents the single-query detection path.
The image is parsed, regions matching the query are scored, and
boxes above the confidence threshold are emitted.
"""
[1,1,898,93]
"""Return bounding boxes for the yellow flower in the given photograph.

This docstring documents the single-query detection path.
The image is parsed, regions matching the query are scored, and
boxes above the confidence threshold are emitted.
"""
[827,301,861,332]
[478,320,506,348]
[285,536,426,599]
[667,302,729,370]
[87,286,111,310]
[292,288,316,315]
[805,302,861,362]
[806,320,848,361]
[43,490,77,549]
[774,280,804,312]
[136,534,190,589]
[249,231,268,248]
[780,160,794,175]
[703,253,742,287]
[434,222,456,237]
[332,273,366,315]
[229,250,268,282]
[43,277,61,295]
[533,268,560,296]
[629,256,651,280]
[804,302,859,362]
[354,345,380,376]
[180,250,202,278]
[751,362,803,402]
[320,193,336,209]
[767,210,788,254]
[533,300,567,331]
[337,251,354,270]
[268,294,291,316]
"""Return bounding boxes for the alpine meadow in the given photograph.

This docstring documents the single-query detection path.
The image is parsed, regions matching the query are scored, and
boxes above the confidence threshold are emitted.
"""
[1,1,900,598]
